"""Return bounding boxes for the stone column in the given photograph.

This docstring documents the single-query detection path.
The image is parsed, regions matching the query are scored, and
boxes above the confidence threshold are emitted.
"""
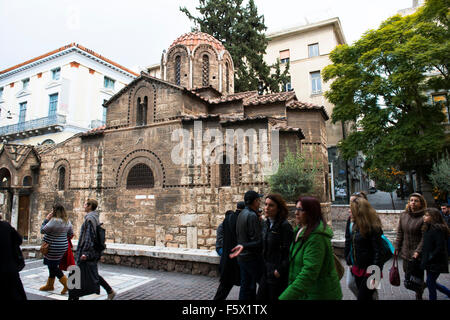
[11,189,19,229]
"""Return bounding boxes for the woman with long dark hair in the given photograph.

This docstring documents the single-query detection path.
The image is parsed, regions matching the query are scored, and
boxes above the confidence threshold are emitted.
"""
[257,194,293,300]
[279,196,342,300]
[395,193,427,300]
[348,197,384,300]
[421,208,450,300]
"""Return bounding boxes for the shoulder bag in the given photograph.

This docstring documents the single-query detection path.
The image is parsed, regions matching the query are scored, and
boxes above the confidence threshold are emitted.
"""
[389,253,401,286]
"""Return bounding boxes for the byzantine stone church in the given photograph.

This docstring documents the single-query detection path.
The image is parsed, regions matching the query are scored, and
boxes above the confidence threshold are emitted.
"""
[0,32,330,249]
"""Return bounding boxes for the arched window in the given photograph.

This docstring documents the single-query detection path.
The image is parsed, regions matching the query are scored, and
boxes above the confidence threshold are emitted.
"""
[23,176,32,187]
[0,168,11,187]
[58,166,66,190]
[126,163,154,189]
[136,97,142,125]
[142,96,148,125]
[220,155,231,187]
[136,97,148,126]
[225,62,230,93]
[202,54,209,86]
[175,56,181,86]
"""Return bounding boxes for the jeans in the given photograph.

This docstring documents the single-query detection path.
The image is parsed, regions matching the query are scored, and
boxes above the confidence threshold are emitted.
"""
[237,258,263,301]
[426,271,450,300]
[44,258,64,279]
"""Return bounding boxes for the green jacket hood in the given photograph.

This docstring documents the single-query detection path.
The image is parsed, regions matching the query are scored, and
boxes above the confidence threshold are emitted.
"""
[296,221,333,239]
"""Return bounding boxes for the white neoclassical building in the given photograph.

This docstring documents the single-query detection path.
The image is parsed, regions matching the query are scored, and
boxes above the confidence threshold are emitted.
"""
[0,43,138,145]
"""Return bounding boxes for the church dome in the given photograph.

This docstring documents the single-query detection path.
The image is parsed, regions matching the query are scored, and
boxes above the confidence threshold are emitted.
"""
[169,31,226,53]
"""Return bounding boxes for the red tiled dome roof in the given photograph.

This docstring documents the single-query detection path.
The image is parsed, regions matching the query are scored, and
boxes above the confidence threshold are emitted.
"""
[169,32,226,53]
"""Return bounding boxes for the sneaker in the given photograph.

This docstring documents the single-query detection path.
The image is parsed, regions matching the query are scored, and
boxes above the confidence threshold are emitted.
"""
[107,290,116,300]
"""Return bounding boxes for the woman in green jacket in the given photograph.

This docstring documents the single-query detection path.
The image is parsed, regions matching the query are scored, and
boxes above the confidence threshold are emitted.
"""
[279,196,342,300]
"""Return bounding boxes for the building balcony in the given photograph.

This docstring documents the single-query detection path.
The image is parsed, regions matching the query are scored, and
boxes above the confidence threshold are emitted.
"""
[0,114,66,142]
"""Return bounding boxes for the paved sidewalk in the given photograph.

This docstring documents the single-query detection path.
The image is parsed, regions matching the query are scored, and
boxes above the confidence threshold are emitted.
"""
[22,257,450,300]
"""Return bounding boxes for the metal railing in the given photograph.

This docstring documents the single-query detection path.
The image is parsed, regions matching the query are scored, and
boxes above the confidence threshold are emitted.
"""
[0,114,66,136]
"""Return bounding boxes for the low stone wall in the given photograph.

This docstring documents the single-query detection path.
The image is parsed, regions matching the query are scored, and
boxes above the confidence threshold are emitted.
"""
[21,242,220,277]
[331,205,402,231]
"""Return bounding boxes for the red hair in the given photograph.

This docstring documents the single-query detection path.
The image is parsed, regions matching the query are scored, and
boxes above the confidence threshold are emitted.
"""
[297,196,326,241]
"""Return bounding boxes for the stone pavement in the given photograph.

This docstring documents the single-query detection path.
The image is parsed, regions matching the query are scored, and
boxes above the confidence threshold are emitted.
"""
[22,257,450,301]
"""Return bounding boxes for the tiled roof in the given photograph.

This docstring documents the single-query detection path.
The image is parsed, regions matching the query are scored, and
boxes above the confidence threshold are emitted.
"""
[0,43,139,77]
[244,91,296,106]
[169,32,226,53]
[80,125,106,137]
[209,91,258,104]
[287,100,330,120]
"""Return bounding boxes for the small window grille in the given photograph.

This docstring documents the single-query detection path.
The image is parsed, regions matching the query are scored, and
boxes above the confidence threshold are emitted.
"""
[225,62,229,93]
[202,55,209,86]
[175,56,181,86]
[126,164,154,189]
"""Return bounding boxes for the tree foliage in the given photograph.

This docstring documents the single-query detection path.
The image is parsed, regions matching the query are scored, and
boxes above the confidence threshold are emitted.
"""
[429,155,450,196]
[180,0,290,93]
[322,0,448,178]
[266,149,319,203]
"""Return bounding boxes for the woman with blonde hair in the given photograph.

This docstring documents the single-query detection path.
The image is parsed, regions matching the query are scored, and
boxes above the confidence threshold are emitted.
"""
[395,193,427,300]
[347,197,384,300]
[39,203,73,294]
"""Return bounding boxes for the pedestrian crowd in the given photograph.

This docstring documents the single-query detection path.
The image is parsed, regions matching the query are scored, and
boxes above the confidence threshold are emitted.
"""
[0,198,116,300]
[215,190,450,301]
[0,191,449,301]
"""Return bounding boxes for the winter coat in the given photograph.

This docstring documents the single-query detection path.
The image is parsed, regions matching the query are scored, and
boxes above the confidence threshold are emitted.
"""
[0,221,27,300]
[279,221,342,300]
[76,211,101,262]
[348,225,384,270]
[218,211,240,286]
[236,207,262,262]
[261,218,293,286]
[420,225,449,274]
[40,218,73,262]
[395,209,425,260]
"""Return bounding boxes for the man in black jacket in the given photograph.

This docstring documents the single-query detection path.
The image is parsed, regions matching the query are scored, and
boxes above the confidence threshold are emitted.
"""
[213,201,245,300]
[0,220,27,300]
[231,191,264,300]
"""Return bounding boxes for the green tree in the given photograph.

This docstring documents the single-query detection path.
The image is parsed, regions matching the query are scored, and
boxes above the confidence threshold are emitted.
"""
[180,0,290,93]
[429,155,450,201]
[322,0,448,191]
[266,149,319,203]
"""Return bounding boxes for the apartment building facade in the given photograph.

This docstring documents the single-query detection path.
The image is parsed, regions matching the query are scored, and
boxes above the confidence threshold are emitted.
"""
[0,43,138,146]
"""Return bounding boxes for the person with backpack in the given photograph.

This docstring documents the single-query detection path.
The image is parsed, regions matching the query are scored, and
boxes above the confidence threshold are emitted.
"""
[347,197,385,300]
[69,199,115,300]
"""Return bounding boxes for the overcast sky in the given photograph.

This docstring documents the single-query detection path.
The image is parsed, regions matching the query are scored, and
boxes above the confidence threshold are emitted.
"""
[0,0,414,73]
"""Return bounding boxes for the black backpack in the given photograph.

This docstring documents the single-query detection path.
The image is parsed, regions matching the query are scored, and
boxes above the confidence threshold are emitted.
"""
[87,217,106,254]
[94,223,106,253]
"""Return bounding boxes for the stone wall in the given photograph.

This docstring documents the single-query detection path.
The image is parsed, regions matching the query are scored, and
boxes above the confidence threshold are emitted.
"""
[331,205,402,231]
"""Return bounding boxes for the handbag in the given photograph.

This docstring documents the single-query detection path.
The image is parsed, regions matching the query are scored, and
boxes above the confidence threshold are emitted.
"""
[59,238,76,271]
[389,253,400,286]
[40,241,50,256]
[333,252,345,280]
[404,258,424,292]
[346,267,358,297]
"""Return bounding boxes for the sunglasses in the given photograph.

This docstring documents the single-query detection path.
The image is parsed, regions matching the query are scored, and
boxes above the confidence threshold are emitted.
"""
[295,208,305,212]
